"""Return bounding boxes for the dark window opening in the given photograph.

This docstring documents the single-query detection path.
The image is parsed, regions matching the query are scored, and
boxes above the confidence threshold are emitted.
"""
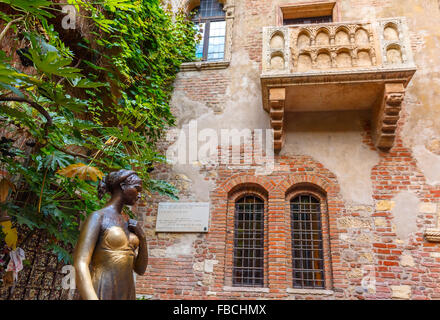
[233,195,264,287]
[280,2,336,26]
[290,194,325,289]
[191,0,226,61]
[283,15,333,25]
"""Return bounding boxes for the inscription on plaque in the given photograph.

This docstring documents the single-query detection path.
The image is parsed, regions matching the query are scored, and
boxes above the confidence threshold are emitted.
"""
[156,202,210,232]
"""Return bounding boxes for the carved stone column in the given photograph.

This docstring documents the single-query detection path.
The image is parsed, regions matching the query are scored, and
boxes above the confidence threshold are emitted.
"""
[372,83,405,151]
[269,88,286,152]
[223,0,235,62]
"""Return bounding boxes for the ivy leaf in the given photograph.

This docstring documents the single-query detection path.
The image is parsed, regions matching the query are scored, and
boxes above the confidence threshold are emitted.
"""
[9,212,38,230]
[0,83,24,97]
[57,163,104,182]
[0,105,29,124]
[47,243,72,264]
[41,150,73,171]
[70,77,106,88]
[0,0,195,255]
[0,0,54,19]
[104,0,137,11]
[27,49,82,79]
[0,62,29,86]
[40,203,68,221]
[148,179,179,200]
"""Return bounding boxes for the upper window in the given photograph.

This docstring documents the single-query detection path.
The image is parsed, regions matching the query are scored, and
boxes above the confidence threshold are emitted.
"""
[280,1,336,26]
[233,195,264,287]
[290,194,325,289]
[283,15,332,26]
[192,0,226,61]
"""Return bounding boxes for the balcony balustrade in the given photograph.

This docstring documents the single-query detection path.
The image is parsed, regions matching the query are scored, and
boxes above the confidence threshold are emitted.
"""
[260,18,416,152]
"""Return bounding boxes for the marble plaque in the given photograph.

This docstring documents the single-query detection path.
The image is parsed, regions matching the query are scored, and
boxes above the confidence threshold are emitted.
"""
[156,202,210,232]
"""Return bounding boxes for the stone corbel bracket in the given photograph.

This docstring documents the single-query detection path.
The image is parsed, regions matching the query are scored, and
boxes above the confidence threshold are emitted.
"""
[425,228,440,242]
[269,88,286,152]
[372,83,405,151]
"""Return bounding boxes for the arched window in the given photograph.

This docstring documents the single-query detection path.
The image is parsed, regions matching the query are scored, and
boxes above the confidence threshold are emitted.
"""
[233,195,264,287]
[191,0,226,61]
[290,194,325,288]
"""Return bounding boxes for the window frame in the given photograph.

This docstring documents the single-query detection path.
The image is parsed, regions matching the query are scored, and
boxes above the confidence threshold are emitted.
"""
[290,194,326,289]
[277,1,339,26]
[224,187,269,289]
[193,14,227,62]
[283,15,333,26]
[180,0,234,71]
[232,195,265,288]
[285,187,333,291]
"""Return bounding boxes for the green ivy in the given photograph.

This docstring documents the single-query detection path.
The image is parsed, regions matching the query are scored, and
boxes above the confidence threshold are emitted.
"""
[0,0,196,263]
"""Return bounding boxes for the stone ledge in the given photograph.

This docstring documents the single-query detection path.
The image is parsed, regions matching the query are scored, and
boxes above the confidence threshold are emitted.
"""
[286,288,334,295]
[180,60,230,72]
[223,286,270,293]
[424,228,440,242]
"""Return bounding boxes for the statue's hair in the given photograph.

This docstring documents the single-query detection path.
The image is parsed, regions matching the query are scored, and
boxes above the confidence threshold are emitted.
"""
[97,169,138,200]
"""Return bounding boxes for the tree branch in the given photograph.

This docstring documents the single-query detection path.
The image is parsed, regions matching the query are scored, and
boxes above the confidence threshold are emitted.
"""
[0,17,24,43]
[1,97,114,171]
[51,144,89,160]
[0,97,53,128]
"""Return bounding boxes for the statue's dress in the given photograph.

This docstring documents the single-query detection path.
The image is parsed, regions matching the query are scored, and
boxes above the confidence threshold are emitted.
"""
[89,223,139,300]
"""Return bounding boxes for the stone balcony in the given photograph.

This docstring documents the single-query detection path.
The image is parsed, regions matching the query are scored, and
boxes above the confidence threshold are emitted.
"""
[260,17,416,152]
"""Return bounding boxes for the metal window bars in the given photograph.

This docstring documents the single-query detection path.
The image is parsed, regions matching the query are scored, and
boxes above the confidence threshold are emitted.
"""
[0,228,73,300]
[290,195,325,289]
[233,195,264,287]
[199,0,225,18]
[192,0,225,20]
[283,15,333,26]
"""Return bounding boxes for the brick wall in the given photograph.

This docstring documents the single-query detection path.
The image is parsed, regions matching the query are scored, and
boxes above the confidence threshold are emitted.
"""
[134,0,440,300]
[173,71,229,112]
[136,118,440,300]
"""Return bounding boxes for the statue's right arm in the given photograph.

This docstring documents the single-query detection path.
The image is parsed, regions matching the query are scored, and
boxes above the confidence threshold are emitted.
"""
[73,212,102,300]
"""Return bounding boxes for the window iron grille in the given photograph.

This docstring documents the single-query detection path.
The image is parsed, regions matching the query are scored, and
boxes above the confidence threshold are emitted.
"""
[194,0,224,18]
[283,15,333,25]
[233,195,264,287]
[290,194,325,289]
[0,228,74,300]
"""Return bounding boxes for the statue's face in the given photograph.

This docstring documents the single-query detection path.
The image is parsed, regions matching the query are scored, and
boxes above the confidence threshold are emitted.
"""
[121,175,142,205]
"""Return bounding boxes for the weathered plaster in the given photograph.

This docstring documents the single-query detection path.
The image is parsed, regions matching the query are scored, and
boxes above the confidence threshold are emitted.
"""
[341,0,440,186]
[166,50,270,201]
[412,145,440,185]
[164,234,198,258]
[166,0,439,221]
[170,91,212,128]
[391,191,420,241]
[282,110,379,205]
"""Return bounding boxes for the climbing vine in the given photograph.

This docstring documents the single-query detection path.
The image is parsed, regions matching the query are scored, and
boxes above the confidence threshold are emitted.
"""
[0,0,196,262]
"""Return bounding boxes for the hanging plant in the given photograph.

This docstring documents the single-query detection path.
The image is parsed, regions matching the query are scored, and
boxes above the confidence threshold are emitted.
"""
[0,0,197,263]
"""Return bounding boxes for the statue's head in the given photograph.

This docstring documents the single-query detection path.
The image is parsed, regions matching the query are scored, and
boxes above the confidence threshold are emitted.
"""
[98,169,142,205]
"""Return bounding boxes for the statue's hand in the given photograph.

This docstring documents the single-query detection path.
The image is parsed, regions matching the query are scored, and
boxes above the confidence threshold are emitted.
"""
[128,219,146,240]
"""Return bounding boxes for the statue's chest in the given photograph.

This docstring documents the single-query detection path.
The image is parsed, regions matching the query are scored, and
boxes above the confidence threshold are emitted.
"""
[99,215,139,250]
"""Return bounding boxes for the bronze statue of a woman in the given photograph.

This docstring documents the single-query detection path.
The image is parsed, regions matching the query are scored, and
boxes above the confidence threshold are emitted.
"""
[74,170,148,300]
